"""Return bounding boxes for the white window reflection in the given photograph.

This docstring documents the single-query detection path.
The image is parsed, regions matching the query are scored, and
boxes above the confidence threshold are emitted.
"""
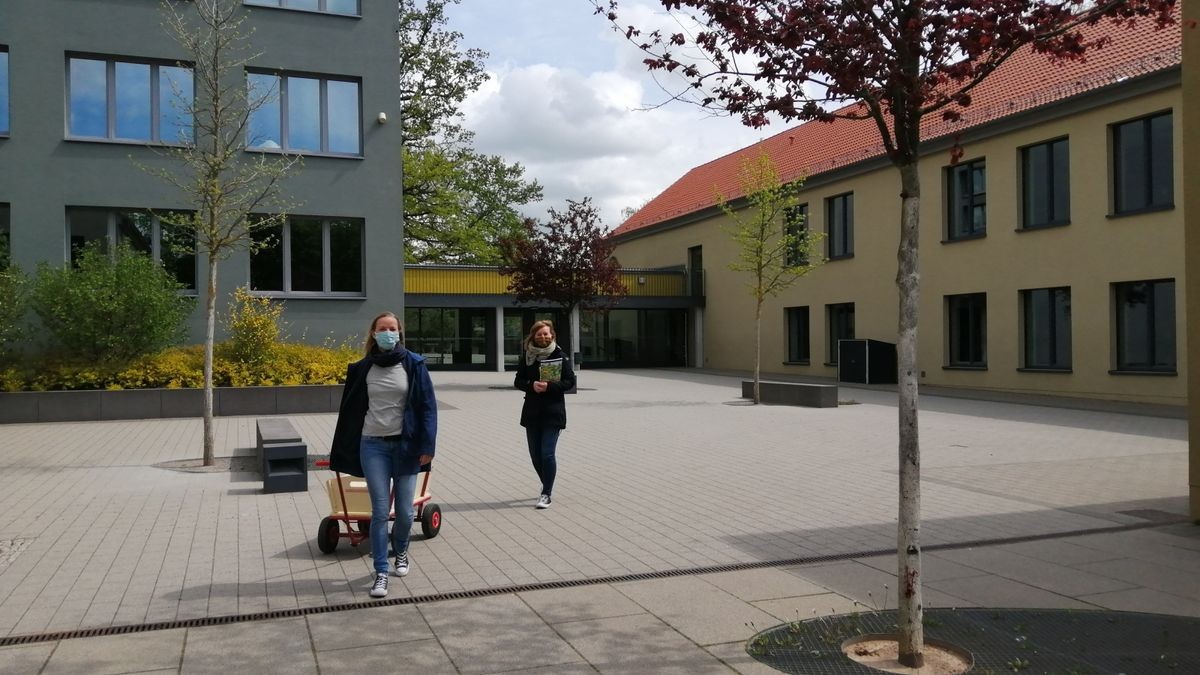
[246,71,360,156]
[68,56,193,143]
[1,50,9,135]
[243,0,360,15]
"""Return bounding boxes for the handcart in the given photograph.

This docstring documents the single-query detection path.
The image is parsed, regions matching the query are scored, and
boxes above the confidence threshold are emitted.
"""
[313,459,442,553]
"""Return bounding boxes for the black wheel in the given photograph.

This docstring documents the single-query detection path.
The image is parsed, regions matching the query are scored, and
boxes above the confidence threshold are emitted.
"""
[317,517,340,554]
[357,520,371,535]
[420,503,442,539]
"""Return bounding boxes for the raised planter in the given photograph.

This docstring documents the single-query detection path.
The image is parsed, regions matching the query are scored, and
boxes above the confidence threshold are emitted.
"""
[741,380,838,408]
[0,385,343,424]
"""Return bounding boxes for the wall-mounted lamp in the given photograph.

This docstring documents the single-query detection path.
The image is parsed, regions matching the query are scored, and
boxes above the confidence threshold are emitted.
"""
[637,276,646,285]
[377,112,388,124]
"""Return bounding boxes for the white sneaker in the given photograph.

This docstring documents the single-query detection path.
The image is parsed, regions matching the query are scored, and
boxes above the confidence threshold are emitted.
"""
[369,572,389,598]
[393,550,410,577]
[536,494,552,509]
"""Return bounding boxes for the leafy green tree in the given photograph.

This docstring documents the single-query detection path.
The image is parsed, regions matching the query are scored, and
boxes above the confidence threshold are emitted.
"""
[0,266,29,364]
[30,243,194,362]
[717,152,822,404]
[399,0,543,263]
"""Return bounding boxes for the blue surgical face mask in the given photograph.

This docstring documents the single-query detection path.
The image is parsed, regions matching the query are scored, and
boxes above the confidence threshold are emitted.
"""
[374,330,400,351]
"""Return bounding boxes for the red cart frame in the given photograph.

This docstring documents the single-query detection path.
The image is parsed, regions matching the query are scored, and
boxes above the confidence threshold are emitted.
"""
[313,459,441,553]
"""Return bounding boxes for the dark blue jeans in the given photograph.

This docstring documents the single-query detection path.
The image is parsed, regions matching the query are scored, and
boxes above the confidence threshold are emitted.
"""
[525,425,560,496]
[360,436,418,575]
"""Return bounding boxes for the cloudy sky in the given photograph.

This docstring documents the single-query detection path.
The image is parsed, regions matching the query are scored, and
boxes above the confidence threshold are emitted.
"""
[444,0,778,230]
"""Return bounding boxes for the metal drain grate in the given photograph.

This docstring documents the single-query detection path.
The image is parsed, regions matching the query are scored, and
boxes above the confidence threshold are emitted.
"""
[0,517,1187,647]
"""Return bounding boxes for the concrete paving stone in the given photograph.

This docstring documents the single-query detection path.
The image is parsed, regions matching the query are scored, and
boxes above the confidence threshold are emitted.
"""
[991,538,1127,567]
[42,628,185,675]
[555,613,733,674]
[705,640,790,675]
[1071,531,1200,572]
[519,584,646,624]
[699,568,834,602]
[418,595,581,673]
[315,637,458,674]
[856,553,988,583]
[1074,558,1200,602]
[613,576,778,647]
[930,547,1138,596]
[182,617,316,674]
[926,574,1101,610]
[0,642,54,674]
[307,604,433,651]
[750,592,873,623]
[487,662,597,674]
[1078,586,1200,617]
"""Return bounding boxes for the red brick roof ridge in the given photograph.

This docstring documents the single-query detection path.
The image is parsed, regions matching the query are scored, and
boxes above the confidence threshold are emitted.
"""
[612,17,1181,238]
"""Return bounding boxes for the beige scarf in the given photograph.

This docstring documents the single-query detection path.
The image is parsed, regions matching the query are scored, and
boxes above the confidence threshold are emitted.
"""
[524,339,557,366]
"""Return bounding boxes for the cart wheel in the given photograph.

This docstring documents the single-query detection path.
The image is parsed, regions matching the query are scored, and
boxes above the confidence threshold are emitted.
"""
[317,517,340,554]
[420,503,442,539]
[357,520,371,535]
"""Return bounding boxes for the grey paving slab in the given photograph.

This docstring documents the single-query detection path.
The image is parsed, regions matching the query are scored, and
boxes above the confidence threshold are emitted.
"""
[42,629,185,675]
[698,568,832,602]
[704,640,788,675]
[0,642,54,674]
[930,547,1139,596]
[856,552,999,583]
[926,574,1102,609]
[613,576,779,647]
[182,617,316,674]
[555,613,733,674]
[306,604,432,651]
[315,638,458,674]
[1074,557,1200,602]
[1078,586,1200,617]
[750,591,870,622]
[784,561,974,610]
[418,595,582,673]
[518,584,645,625]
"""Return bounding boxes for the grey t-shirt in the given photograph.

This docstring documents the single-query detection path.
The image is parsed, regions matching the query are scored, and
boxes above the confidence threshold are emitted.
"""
[362,363,408,437]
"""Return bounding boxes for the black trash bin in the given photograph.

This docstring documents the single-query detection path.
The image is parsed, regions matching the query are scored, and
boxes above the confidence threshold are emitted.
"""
[837,339,897,385]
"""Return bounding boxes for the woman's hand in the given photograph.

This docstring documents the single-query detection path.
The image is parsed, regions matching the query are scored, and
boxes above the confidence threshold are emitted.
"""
[419,454,433,465]
[532,380,548,393]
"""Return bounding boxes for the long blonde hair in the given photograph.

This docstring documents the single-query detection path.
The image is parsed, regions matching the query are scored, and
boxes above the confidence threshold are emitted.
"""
[522,319,556,351]
[363,311,404,355]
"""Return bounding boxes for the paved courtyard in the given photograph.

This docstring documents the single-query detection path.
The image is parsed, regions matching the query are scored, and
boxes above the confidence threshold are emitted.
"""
[0,368,1196,673]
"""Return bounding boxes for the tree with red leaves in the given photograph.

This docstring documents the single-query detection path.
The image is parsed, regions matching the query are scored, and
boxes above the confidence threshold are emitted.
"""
[595,0,1176,666]
[501,199,627,354]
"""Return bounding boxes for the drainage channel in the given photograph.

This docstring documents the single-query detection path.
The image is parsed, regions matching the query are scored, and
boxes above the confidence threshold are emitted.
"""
[0,517,1187,647]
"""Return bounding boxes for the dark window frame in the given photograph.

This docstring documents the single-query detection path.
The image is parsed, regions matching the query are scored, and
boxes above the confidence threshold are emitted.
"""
[825,193,854,259]
[785,306,810,364]
[1020,137,1070,229]
[784,203,809,267]
[245,69,363,157]
[0,46,9,137]
[249,215,365,297]
[826,302,855,365]
[1112,111,1174,215]
[243,0,361,17]
[946,159,986,240]
[64,206,198,292]
[65,53,194,144]
[1113,278,1176,373]
[945,293,987,368]
[1021,286,1072,371]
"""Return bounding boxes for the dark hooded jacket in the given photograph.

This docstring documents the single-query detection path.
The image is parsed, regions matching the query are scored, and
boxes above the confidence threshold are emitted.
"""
[329,350,437,477]
[514,345,576,429]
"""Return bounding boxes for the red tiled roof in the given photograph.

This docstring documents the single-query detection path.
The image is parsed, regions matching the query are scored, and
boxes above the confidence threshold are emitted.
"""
[612,16,1181,238]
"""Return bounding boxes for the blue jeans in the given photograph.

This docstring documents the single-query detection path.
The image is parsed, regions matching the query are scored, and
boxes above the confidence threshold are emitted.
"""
[525,426,560,496]
[360,436,419,574]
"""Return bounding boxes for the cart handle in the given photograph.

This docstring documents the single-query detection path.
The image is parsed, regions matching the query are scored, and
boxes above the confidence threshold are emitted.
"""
[315,459,330,468]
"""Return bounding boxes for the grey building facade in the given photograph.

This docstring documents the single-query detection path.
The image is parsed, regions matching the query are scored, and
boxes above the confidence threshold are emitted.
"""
[0,0,404,344]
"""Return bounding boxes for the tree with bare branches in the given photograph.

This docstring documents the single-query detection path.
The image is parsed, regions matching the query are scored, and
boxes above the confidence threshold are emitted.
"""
[141,0,300,466]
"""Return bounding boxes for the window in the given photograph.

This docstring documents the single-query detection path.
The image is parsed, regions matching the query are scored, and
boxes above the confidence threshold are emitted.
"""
[1113,112,1173,214]
[1021,138,1069,228]
[250,216,363,295]
[785,306,810,363]
[784,204,809,266]
[65,208,196,290]
[244,0,360,16]
[1,47,9,135]
[1021,287,1071,370]
[947,160,985,239]
[945,293,986,367]
[246,72,361,155]
[826,193,853,258]
[1114,279,1175,372]
[0,204,10,270]
[67,56,193,143]
[826,303,855,365]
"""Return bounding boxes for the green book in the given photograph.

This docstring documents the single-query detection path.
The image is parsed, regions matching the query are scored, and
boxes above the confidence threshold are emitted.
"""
[538,358,563,383]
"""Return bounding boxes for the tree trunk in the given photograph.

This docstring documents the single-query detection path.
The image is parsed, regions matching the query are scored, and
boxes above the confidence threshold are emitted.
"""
[202,257,217,466]
[753,300,762,404]
[895,160,924,667]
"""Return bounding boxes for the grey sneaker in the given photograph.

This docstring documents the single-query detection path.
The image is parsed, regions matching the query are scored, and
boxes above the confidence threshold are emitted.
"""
[369,572,389,598]
[536,494,551,509]
[393,550,410,577]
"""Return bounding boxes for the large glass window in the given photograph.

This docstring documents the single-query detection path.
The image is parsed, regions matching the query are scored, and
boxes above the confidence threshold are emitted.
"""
[244,0,360,16]
[1113,112,1173,214]
[65,207,196,290]
[947,159,986,240]
[249,216,363,295]
[1,48,9,135]
[1022,287,1071,370]
[246,72,361,155]
[1021,138,1070,228]
[785,306,809,363]
[67,57,193,142]
[1114,279,1175,372]
[827,302,854,364]
[580,309,686,367]
[826,193,853,259]
[946,293,986,367]
[404,307,490,367]
[784,204,809,267]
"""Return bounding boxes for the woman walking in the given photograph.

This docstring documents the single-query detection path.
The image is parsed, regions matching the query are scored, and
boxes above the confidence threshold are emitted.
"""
[330,312,437,599]
[514,320,575,509]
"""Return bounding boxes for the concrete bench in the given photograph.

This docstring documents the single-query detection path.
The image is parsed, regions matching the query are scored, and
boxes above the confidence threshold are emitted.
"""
[741,380,838,408]
[256,418,307,493]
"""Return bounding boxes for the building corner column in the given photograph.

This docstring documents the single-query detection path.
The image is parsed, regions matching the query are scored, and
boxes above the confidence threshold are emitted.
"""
[1183,0,1200,522]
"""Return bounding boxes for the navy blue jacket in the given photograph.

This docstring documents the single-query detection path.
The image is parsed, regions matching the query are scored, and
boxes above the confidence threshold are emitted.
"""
[329,350,437,477]
[514,346,576,429]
